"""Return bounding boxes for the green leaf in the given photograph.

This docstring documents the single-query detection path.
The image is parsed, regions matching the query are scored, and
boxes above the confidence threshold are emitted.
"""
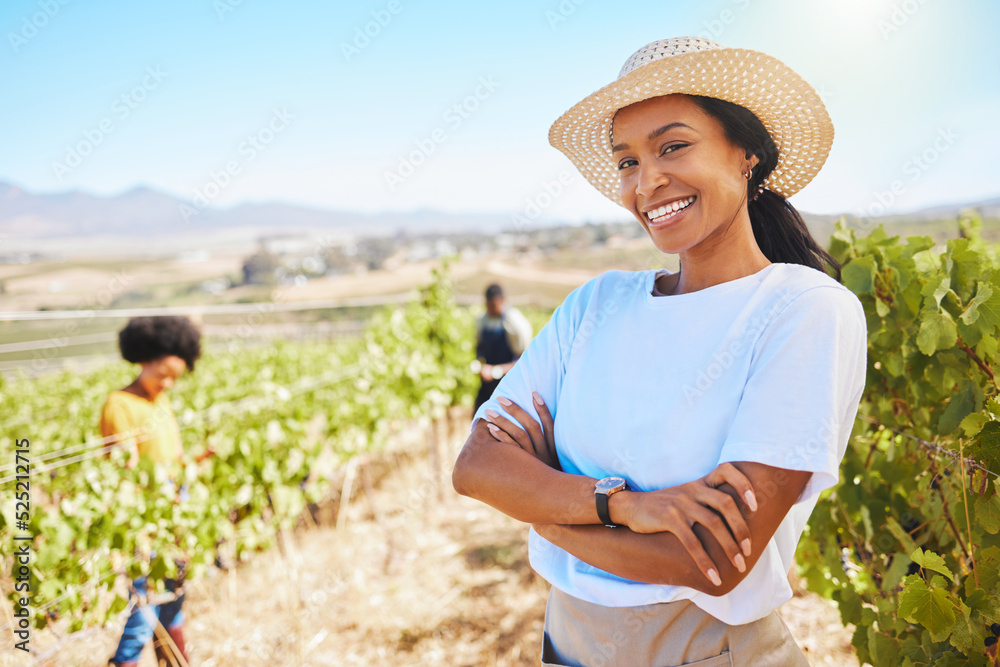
[884,351,906,377]
[938,381,976,436]
[917,308,958,355]
[39,579,62,601]
[887,516,919,554]
[969,546,1000,596]
[833,586,863,625]
[899,636,928,664]
[108,592,129,615]
[933,651,979,667]
[975,483,1000,534]
[898,576,956,642]
[924,274,951,307]
[843,255,877,294]
[946,238,984,303]
[960,282,1000,333]
[960,412,988,437]
[947,602,974,654]
[970,422,1000,476]
[829,221,855,261]
[869,626,900,665]
[964,588,990,611]
[883,553,914,591]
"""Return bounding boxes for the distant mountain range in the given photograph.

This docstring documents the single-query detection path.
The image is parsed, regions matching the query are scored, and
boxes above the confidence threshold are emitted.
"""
[2,180,999,253]
[0,181,515,247]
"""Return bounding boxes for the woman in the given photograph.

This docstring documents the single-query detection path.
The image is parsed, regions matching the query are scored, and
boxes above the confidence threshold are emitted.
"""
[103,315,207,667]
[452,37,868,666]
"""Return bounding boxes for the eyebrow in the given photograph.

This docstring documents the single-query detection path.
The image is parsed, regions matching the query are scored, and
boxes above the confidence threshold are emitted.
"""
[611,122,697,153]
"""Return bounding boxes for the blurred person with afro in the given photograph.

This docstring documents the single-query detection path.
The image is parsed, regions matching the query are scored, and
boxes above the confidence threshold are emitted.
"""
[103,315,211,667]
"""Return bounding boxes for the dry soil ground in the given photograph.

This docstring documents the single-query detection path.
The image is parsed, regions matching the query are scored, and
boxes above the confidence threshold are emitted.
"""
[5,413,861,667]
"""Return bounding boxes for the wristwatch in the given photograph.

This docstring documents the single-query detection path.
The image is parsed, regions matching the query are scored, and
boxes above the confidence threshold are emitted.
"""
[490,364,504,380]
[594,476,628,527]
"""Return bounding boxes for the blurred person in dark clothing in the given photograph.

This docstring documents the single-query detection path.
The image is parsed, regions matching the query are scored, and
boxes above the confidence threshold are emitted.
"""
[472,283,533,413]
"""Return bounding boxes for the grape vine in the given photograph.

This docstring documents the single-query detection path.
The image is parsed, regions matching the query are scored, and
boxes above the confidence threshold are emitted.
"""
[799,212,1000,666]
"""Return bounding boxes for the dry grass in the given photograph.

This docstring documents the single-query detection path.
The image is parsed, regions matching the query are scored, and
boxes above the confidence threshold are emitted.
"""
[2,414,860,666]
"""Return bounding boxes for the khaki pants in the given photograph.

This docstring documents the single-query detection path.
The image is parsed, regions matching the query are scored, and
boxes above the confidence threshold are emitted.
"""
[541,586,809,667]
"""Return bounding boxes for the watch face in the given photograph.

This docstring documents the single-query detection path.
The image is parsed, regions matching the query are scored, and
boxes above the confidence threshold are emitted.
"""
[595,476,627,493]
[491,365,504,379]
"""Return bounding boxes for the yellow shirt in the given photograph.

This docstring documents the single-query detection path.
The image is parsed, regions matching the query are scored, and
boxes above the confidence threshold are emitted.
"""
[99,390,183,464]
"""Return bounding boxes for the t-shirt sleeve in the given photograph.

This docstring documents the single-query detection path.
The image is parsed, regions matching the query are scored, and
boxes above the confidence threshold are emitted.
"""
[717,285,868,504]
[471,287,584,435]
[99,395,136,443]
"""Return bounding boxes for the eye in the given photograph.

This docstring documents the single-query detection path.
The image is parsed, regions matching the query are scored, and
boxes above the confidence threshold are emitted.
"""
[660,143,687,156]
[617,157,637,171]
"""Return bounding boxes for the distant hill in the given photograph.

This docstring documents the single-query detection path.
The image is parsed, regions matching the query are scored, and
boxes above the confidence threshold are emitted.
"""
[0,181,515,244]
[2,180,998,255]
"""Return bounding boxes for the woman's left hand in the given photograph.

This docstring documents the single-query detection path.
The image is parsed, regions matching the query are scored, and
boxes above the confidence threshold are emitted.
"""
[483,392,561,471]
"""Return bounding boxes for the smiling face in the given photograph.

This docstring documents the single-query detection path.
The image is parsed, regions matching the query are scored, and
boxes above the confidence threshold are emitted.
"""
[612,94,758,256]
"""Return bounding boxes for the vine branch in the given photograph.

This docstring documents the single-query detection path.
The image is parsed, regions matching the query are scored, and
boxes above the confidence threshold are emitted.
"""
[862,416,998,480]
[957,337,998,389]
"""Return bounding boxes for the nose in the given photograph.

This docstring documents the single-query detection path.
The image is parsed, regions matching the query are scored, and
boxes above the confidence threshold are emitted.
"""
[635,161,669,199]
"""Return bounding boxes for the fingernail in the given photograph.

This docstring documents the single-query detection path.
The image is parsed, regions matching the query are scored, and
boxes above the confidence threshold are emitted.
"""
[497,396,512,406]
[487,423,499,433]
[734,554,746,573]
[707,569,722,587]
[741,539,751,557]
[745,491,758,511]
[533,391,544,405]
[485,408,499,420]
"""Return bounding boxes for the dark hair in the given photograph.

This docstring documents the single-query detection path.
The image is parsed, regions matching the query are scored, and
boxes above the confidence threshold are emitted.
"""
[118,316,202,371]
[485,283,504,300]
[688,95,840,281]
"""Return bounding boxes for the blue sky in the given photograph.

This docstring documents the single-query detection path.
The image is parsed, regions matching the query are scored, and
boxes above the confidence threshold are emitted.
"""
[1,0,998,224]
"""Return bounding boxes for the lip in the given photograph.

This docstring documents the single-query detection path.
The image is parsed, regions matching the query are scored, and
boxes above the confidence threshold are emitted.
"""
[645,196,696,230]
[641,195,696,216]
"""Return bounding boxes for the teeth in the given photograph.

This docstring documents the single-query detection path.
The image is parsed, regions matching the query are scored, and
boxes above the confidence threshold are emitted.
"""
[647,196,695,223]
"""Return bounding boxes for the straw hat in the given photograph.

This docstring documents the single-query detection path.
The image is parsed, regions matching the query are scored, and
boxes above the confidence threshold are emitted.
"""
[548,36,834,206]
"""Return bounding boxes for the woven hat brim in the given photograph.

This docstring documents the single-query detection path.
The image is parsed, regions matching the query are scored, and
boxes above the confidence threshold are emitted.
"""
[548,47,834,206]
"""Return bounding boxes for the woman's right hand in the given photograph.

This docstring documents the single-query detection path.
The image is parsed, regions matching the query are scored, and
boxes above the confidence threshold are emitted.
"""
[482,391,561,471]
[617,463,758,587]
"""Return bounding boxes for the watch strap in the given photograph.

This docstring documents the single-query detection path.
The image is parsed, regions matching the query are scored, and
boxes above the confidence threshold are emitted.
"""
[595,492,616,527]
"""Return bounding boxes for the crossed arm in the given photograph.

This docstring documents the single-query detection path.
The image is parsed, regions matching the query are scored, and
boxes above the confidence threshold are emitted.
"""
[452,394,811,596]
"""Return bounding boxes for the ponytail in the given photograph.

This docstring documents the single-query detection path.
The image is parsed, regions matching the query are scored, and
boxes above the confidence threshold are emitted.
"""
[748,190,841,281]
[690,95,841,282]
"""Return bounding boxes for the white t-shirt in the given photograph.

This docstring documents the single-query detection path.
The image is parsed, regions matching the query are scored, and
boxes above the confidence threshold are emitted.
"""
[470,262,868,625]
